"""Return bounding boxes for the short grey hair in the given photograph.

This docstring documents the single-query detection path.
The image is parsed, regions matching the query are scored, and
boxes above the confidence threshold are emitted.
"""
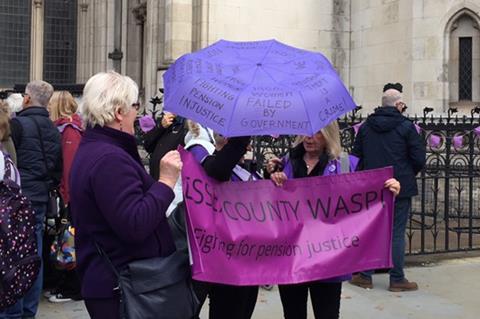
[25,80,54,107]
[381,89,402,107]
[82,71,138,127]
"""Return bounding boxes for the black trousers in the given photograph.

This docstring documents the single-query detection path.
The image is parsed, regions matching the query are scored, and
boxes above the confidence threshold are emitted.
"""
[279,281,342,319]
[193,280,258,319]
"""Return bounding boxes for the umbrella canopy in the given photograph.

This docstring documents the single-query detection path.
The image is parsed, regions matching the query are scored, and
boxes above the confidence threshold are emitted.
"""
[163,39,356,137]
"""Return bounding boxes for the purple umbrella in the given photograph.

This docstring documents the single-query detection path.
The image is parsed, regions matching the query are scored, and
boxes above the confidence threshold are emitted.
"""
[163,39,356,137]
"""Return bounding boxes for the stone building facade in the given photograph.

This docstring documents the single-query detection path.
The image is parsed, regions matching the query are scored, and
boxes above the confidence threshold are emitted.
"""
[2,0,480,115]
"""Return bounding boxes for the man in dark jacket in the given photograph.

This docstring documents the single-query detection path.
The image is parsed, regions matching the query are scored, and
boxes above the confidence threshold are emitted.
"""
[0,80,62,319]
[143,112,188,180]
[350,88,426,292]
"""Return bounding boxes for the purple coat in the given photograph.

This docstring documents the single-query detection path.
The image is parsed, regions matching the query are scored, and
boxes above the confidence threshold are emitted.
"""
[69,126,176,298]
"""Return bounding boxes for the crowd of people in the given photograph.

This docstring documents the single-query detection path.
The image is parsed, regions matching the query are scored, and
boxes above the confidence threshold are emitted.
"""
[0,72,425,319]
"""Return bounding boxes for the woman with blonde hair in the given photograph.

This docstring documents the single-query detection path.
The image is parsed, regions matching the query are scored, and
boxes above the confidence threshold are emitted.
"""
[0,101,19,182]
[0,100,17,164]
[266,120,400,319]
[44,91,84,302]
[48,91,82,206]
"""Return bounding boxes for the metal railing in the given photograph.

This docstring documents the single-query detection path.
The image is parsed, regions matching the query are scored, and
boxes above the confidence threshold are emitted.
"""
[137,101,480,255]
[249,107,480,255]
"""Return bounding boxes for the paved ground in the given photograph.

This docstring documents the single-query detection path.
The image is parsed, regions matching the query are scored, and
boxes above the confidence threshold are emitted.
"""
[37,257,480,319]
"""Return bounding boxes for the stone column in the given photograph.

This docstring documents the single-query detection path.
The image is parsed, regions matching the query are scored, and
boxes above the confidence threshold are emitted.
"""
[144,0,165,104]
[331,0,350,89]
[108,0,124,72]
[132,1,147,100]
[192,0,210,51]
[30,0,44,81]
[77,1,89,82]
[163,0,193,64]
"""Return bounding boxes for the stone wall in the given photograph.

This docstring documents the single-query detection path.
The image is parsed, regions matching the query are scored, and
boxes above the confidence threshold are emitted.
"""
[72,0,480,115]
[350,0,480,115]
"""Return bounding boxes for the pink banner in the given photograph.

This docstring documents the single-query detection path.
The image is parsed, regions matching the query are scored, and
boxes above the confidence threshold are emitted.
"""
[180,149,394,286]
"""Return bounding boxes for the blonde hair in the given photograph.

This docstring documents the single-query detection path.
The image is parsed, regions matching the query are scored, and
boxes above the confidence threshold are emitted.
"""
[82,71,138,127]
[293,121,342,160]
[48,91,78,122]
[0,100,10,141]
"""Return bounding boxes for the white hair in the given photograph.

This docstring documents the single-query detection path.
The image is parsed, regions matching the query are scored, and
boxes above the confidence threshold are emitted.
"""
[6,93,23,113]
[82,71,138,127]
[25,80,54,107]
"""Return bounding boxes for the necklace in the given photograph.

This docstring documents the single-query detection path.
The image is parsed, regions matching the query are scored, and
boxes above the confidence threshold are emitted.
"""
[304,158,319,170]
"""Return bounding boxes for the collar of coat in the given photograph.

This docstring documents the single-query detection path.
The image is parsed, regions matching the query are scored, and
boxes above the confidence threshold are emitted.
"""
[83,125,143,167]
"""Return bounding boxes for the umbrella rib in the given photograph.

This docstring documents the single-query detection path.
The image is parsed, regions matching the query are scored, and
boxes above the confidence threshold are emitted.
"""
[258,67,314,135]
[233,50,258,64]
[225,82,254,137]
[263,65,322,77]
[258,67,291,89]
[296,90,315,136]
[259,40,276,64]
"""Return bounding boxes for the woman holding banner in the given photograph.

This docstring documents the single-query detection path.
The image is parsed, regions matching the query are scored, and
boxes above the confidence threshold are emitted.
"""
[186,126,259,319]
[267,121,400,319]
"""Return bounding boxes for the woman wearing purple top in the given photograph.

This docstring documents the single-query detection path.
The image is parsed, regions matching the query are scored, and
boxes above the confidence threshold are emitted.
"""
[69,71,183,319]
[267,121,400,319]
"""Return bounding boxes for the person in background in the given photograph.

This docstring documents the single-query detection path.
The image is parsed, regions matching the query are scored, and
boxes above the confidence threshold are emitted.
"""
[186,125,257,319]
[43,91,83,303]
[0,100,16,164]
[266,121,400,319]
[0,102,20,183]
[350,88,426,292]
[143,111,188,179]
[69,71,182,318]
[0,80,62,319]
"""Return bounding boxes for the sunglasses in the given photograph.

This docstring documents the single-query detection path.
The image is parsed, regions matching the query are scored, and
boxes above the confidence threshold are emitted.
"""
[131,102,140,111]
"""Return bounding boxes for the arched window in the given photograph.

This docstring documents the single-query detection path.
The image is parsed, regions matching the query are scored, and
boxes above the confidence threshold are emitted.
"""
[448,13,480,107]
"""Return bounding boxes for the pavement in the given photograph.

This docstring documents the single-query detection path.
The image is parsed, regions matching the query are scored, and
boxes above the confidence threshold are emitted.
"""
[37,256,480,319]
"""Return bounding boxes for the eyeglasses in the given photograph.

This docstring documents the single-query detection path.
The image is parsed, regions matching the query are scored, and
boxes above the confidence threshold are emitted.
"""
[131,102,140,111]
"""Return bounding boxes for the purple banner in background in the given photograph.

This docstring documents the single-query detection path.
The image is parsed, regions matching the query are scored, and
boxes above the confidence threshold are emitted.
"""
[180,149,394,286]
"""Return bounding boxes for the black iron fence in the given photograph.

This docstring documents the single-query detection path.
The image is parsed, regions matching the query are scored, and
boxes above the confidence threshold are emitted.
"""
[250,107,480,255]
[137,101,480,255]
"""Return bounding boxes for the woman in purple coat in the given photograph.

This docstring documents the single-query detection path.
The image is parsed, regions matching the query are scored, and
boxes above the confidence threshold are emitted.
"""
[69,71,183,319]
[267,121,400,319]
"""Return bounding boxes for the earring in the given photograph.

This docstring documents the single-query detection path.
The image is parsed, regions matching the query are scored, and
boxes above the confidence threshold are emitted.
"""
[120,122,123,131]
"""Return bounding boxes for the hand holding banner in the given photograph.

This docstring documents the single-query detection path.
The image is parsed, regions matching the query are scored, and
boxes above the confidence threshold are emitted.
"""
[180,148,394,286]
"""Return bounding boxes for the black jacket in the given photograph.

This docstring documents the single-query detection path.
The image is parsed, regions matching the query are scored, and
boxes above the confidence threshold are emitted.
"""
[143,122,188,180]
[10,106,62,203]
[352,107,426,198]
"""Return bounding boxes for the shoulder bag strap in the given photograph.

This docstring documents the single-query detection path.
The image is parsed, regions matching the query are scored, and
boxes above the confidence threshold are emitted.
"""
[0,151,7,181]
[94,241,121,279]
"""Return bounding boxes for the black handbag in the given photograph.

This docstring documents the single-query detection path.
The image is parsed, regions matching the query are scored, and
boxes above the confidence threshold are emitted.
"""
[95,243,199,319]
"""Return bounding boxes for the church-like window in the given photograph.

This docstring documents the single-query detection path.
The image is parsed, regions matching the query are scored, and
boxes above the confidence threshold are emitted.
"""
[448,12,480,107]
[459,37,472,100]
